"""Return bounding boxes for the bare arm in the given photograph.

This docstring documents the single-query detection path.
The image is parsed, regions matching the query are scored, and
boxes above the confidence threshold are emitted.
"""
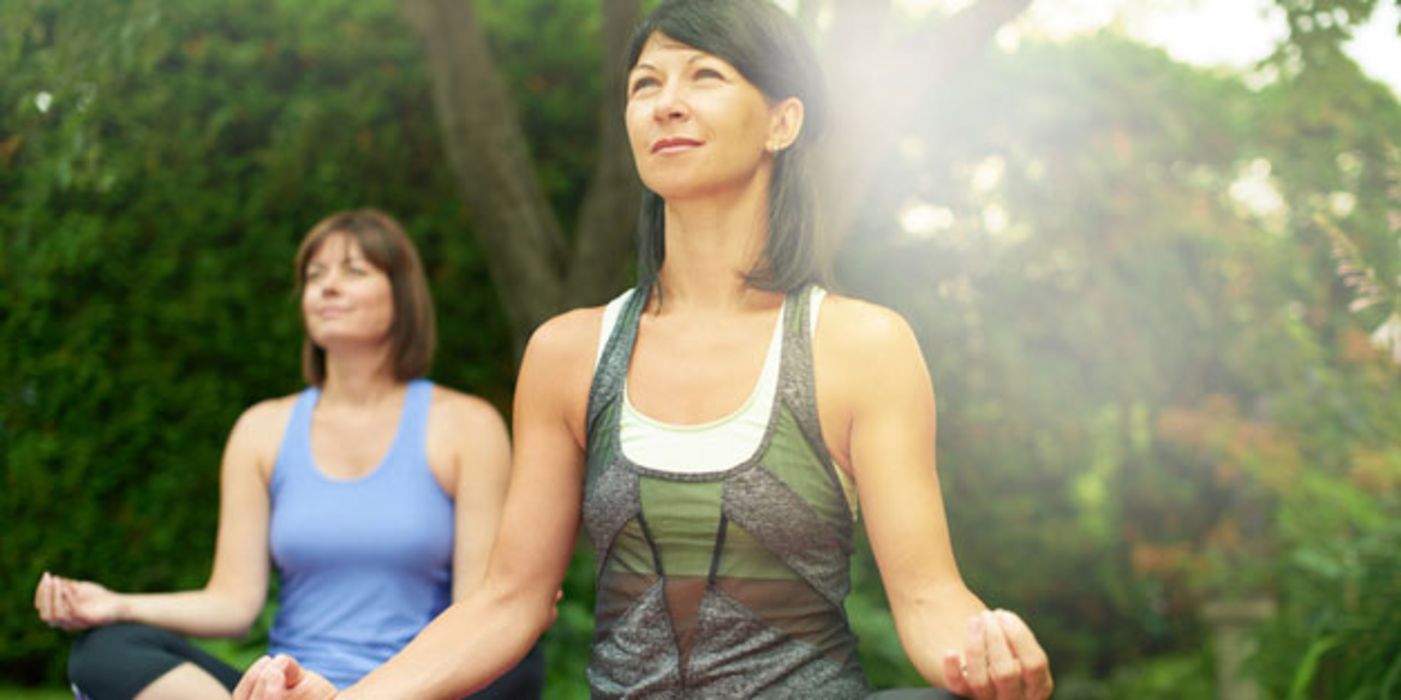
[36,400,282,638]
[335,311,598,699]
[820,298,1051,698]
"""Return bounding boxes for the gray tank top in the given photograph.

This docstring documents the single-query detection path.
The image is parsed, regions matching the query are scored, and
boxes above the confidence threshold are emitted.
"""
[582,286,868,698]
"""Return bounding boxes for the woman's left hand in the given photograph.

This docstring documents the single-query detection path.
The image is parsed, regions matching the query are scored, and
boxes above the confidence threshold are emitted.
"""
[942,609,1053,700]
[233,654,336,700]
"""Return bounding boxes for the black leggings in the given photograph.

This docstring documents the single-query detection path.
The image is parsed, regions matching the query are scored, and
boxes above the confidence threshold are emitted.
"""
[68,623,241,700]
[67,623,546,700]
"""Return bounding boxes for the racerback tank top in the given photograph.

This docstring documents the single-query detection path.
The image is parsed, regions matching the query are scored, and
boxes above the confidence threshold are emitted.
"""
[582,286,868,698]
[267,379,454,689]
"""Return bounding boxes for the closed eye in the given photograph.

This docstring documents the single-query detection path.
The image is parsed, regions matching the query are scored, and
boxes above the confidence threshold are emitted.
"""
[630,76,660,94]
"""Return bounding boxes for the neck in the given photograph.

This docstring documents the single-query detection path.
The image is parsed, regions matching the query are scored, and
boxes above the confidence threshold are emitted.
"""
[319,344,402,405]
[656,170,774,312]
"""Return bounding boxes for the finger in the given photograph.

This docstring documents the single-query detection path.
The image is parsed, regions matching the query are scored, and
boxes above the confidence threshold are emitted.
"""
[983,609,1024,699]
[256,658,287,700]
[58,584,79,630]
[48,575,66,624]
[35,573,51,620]
[235,656,272,700]
[61,583,89,627]
[266,654,304,693]
[34,572,49,613]
[996,610,1053,699]
[57,578,82,626]
[42,575,62,624]
[279,655,304,689]
[42,574,56,620]
[963,612,993,698]
[942,649,973,697]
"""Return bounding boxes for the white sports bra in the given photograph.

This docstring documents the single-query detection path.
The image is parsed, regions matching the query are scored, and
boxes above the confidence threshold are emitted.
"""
[595,286,858,515]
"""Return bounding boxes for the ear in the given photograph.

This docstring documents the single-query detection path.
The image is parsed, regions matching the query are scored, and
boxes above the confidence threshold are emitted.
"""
[765,96,805,153]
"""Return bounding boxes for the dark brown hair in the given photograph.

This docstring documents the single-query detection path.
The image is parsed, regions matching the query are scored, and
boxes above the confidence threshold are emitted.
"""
[294,209,436,385]
[627,0,831,296]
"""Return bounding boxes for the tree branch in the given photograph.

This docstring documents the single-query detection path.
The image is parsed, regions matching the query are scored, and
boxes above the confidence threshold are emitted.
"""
[566,0,643,307]
[401,0,569,351]
[819,0,1031,240]
[908,0,1031,81]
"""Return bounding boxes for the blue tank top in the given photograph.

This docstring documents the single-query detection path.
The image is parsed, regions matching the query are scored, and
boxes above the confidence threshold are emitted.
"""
[267,379,454,689]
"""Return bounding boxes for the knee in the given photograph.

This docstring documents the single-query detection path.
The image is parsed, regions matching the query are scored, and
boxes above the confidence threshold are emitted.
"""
[67,623,147,693]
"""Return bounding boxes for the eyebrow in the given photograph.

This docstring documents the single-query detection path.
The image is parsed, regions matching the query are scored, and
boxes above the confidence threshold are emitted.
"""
[308,251,366,266]
[632,54,711,74]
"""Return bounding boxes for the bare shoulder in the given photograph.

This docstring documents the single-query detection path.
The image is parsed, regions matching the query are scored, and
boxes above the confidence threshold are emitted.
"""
[229,394,299,451]
[429,385,507,433]
[425,386,509,492]
[224,394,300,482]
[817,293,922,360]
[524,305,607,369]
[519,305,611,441]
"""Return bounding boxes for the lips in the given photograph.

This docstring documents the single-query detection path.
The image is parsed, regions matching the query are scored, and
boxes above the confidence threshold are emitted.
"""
[651,136,702,154]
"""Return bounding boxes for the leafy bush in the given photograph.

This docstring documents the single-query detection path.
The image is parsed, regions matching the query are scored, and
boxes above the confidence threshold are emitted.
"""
[1,0,512,683]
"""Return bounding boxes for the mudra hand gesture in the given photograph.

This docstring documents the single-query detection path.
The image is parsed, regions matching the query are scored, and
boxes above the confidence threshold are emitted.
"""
[942,609,1054,700]
[33,572,122,632]
[234,655,336,700]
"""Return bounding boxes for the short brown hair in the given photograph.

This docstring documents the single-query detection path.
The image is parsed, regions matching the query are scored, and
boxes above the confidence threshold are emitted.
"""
[294,209,436,385]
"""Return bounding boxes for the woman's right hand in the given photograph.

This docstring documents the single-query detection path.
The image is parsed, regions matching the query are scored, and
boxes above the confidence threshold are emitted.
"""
[34,572,124,631]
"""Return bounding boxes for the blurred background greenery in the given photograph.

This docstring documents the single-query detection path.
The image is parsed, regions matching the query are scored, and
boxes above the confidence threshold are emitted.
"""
[3,0,1399,698]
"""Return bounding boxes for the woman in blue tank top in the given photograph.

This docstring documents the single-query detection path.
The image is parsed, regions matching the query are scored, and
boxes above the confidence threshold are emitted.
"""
[240,2,1054,699]
[34,210,543,700]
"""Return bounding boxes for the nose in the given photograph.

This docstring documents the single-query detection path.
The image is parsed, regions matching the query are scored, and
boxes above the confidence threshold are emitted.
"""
[651,79,688,123]
[315,269,342,296]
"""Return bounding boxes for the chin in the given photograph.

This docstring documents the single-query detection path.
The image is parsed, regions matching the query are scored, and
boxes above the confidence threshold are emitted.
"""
[642,167,759,202]
[309,330,387,350]
[644,178,722,202]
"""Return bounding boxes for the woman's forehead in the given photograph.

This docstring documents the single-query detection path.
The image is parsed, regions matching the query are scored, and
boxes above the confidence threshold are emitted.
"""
[632,32,712,67]
[309,232,367,262]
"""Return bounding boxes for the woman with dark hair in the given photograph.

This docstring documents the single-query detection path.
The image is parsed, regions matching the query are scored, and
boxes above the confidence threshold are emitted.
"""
[34,210,543,700]
[237,2,1053,698]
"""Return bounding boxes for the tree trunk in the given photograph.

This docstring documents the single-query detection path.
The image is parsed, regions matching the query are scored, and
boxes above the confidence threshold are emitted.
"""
[405,0,1029,357]
[400,0,640,355]
[566,0,645,309]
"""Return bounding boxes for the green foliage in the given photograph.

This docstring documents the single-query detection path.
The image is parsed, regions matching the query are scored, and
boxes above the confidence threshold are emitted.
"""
[1253,513,1401,699]
[840,34,1271,678]
[476,0,606,236]
[834,22,1401,692]
[5,0,1400,696]
[0,0,513,684]
[0,687,74,700]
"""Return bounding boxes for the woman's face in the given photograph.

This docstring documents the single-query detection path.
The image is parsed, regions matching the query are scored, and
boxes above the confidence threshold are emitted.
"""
[625,33,785,200]
[301,233,394,351]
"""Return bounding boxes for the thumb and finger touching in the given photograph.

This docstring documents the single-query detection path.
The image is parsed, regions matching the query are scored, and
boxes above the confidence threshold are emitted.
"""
[996,610,1053,698]
[943,609,1053,700]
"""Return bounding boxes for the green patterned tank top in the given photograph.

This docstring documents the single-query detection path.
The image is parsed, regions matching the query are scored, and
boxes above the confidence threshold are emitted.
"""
[582,285,868,698]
